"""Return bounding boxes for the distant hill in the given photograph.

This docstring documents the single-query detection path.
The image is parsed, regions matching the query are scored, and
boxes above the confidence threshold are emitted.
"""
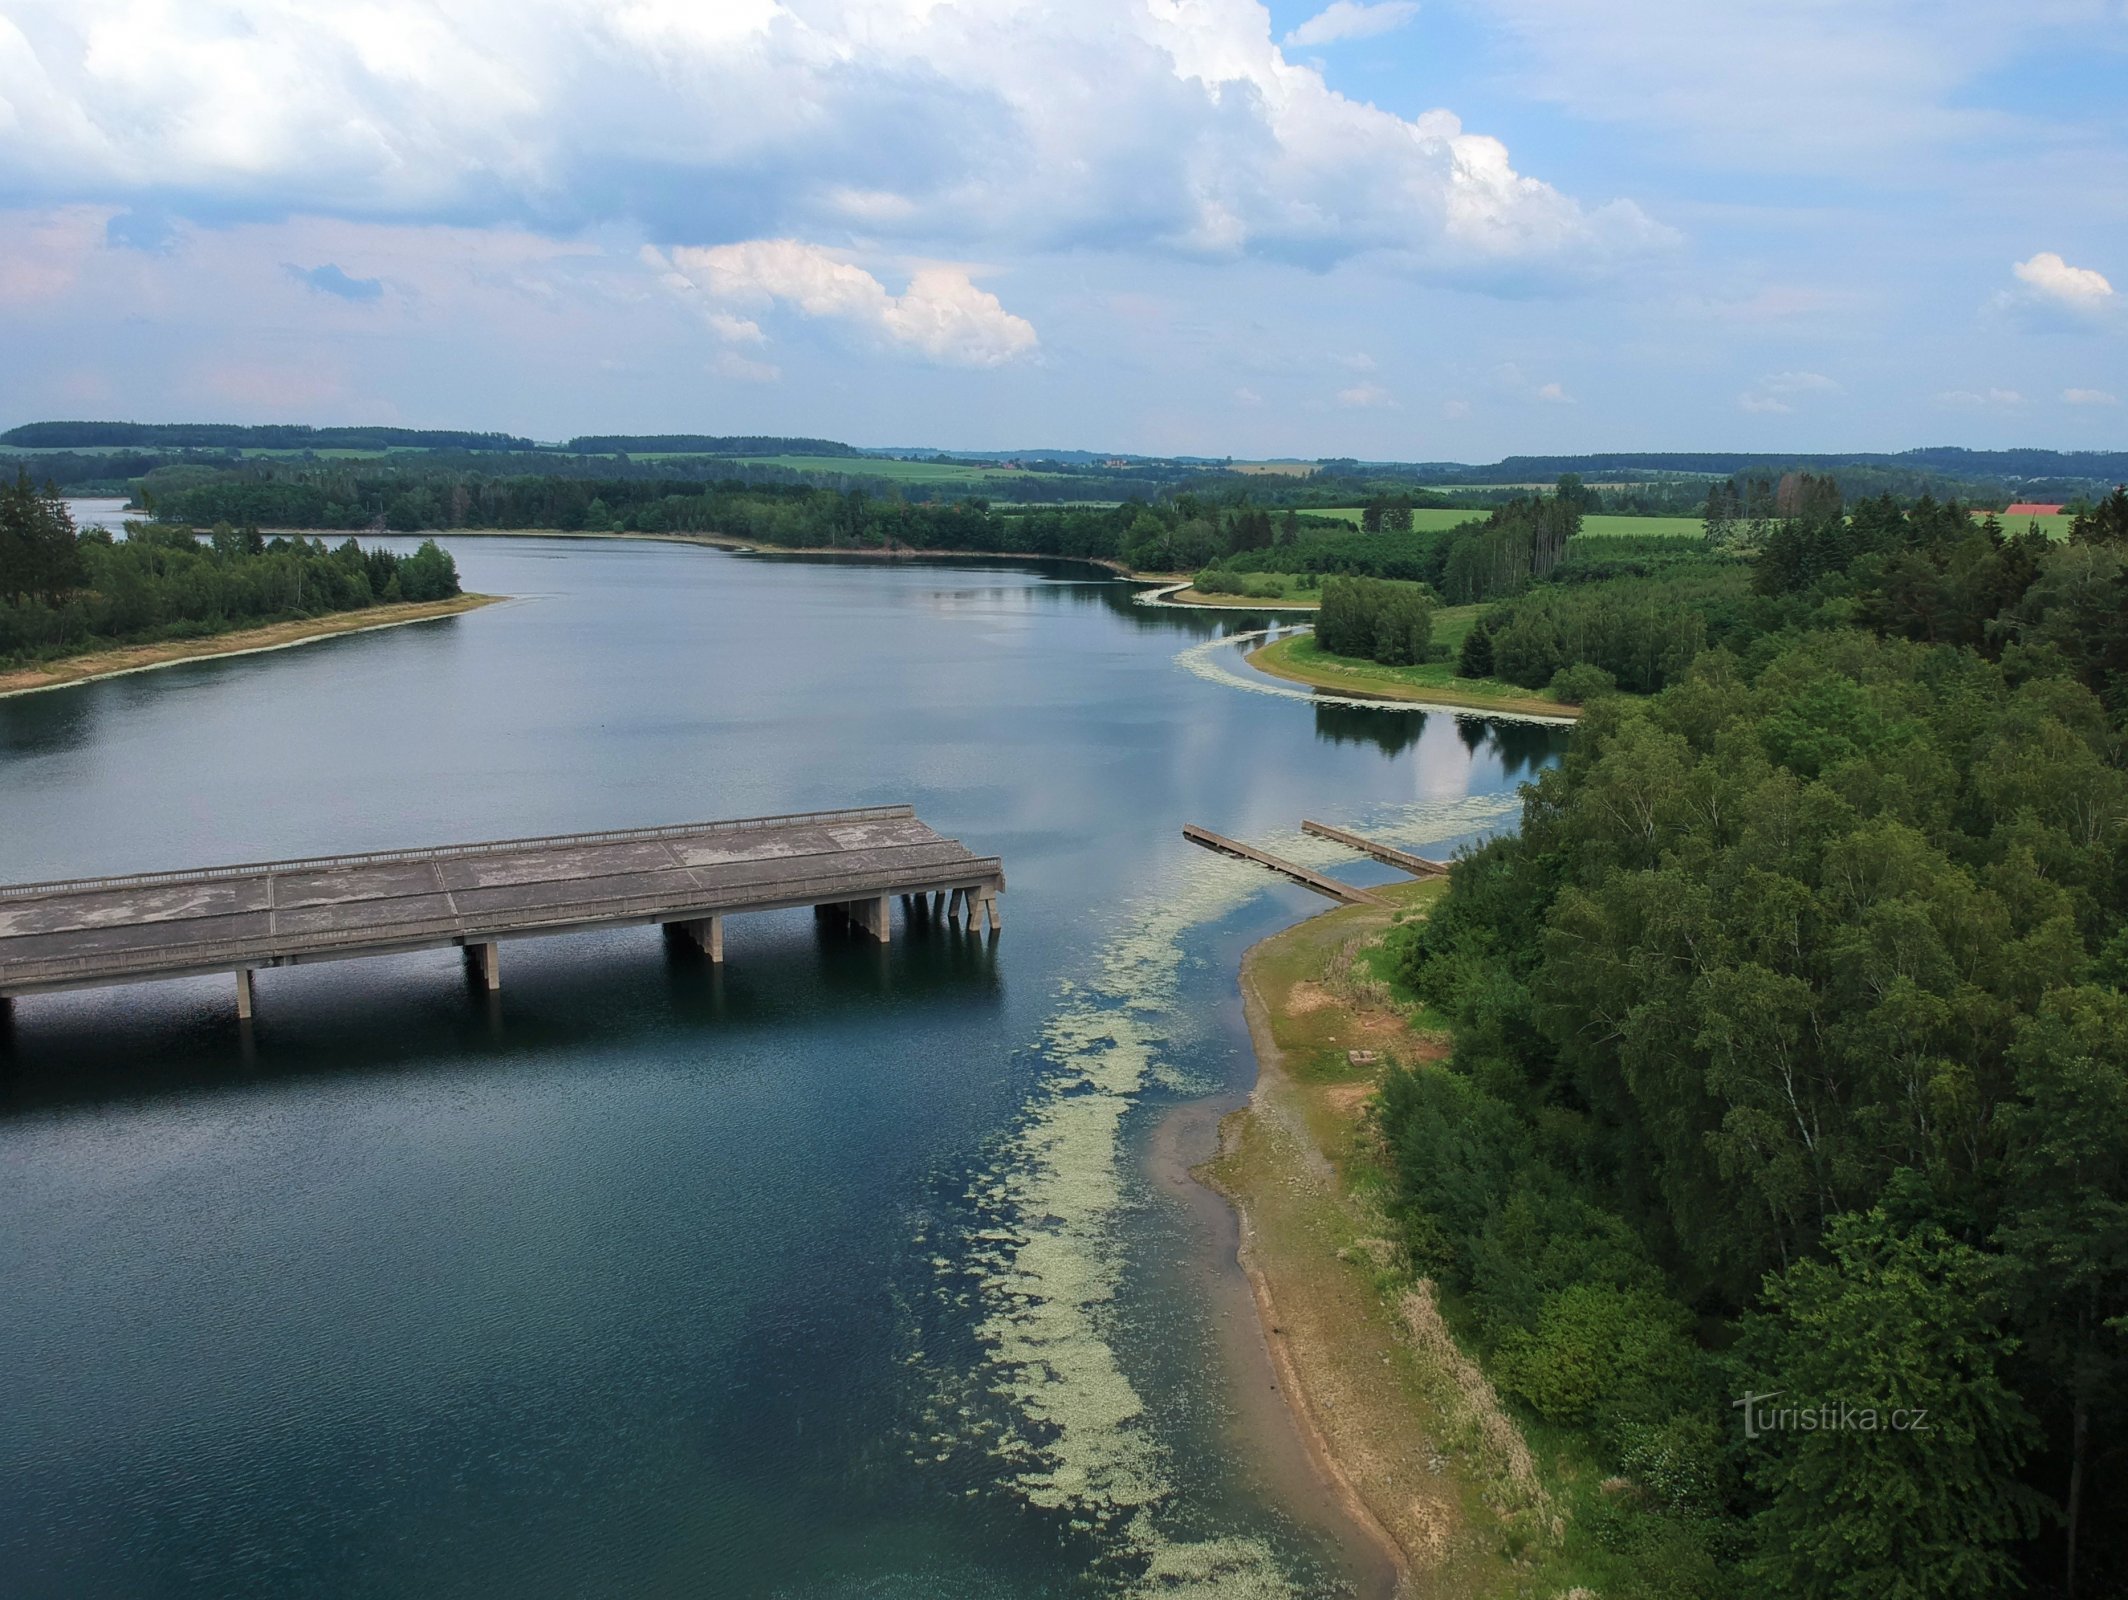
[565,435,861,457]
[1,421,541,452]
[1432,448,2128,484]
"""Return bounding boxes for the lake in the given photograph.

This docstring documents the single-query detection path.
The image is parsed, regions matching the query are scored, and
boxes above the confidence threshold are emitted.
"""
[0,535,1564,1598]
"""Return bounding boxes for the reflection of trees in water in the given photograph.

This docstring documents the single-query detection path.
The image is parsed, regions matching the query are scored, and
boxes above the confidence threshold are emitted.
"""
[0,680,102,760]
[1314,701,1428,756]
[1488,718,1570,777]
[1453,712,1566,776]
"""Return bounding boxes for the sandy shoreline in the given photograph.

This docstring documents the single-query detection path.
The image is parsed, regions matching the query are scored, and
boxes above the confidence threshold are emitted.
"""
[0,594,505,698]
[1188,881,1551,1598]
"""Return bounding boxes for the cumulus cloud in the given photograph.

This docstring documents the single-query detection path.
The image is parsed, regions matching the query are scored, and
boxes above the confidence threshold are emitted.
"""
[652,240,1038,368]
[1286,1,1421,48]
[1536,381,1574,404]
[2010,252,2115,311]
[1337,382,1395,408]
[1739,369,1839,413]
[1935,387,2027,408]
[2064,387,2120,406]
[712,350,780,384]
[0,0,1666,285]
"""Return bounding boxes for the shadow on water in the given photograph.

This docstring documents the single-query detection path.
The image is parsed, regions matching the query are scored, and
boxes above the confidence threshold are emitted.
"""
[0,908,1004,1119]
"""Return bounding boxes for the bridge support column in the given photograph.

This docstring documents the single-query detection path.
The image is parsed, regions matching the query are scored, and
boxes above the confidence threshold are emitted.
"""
[475,940,500,991]
[847,895,892,943]
[673,916,723,962]
[235,968,255,1021]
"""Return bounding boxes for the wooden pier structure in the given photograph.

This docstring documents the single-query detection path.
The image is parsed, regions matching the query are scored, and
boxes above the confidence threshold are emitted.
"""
[0,805,1003,1019]
[1300,819,1449,877]
[1180,824,1381,905]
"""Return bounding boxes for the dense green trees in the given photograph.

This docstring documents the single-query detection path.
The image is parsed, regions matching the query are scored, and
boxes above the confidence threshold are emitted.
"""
[1313,577,1440,665]
[0,470,86,605]
[1384,624,2128,1594]
[0,481,460,664]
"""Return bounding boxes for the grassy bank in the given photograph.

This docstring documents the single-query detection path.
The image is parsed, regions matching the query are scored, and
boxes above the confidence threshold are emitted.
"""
[1201,881,1565,1594]
[1247,630,1575,721]
[0,594,502,697]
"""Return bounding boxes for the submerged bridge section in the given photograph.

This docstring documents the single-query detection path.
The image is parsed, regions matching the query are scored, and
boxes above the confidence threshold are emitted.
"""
[0,805,1003,1018]
[1181,824,1382,906]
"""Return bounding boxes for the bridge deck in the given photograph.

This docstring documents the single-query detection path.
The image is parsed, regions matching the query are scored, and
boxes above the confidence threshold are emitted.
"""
[0,805,1004,1001]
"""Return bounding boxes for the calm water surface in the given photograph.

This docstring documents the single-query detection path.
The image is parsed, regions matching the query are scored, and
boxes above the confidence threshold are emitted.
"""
[0,537,1564,1598]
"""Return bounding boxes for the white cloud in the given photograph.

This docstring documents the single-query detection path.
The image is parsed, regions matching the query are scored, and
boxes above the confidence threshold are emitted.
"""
[2011,252,2115,310]
[1536,381,1574,404]
[2064,387,2120,406]
[1762,370,1840,395]
[1441,398,1472,420]
[1286,1,1421,48]
[1739,369,1838,413]
[654,240,1038,368]
[1234,386,1263,405]
[1935,387,2027,408]
[705,310,766,345]
[0,0,1666,285]
[1337,382,1395,408]
[712,350,780,383]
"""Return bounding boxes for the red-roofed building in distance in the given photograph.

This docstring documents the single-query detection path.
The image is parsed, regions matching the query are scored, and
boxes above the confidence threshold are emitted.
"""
[2003,503,2066,517]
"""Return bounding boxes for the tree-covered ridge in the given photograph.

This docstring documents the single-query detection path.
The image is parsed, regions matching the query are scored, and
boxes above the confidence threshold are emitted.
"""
[1382,613,2128,1592]
[1,421,542,452]
[0,474,460,666]
[561,434,862,456]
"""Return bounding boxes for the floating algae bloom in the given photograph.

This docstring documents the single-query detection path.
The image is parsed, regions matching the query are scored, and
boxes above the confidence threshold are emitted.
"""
[951,795,1526,1589]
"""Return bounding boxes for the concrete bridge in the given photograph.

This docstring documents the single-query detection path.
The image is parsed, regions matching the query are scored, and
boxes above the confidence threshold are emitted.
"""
[0,805,1004,1019]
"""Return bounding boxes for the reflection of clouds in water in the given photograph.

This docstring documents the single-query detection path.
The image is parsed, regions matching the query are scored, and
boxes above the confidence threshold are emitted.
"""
[952,793,1524,1593]
[1174,628,1574,729]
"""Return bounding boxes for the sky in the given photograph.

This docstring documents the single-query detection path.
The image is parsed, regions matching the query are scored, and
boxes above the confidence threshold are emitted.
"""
[0,0,2122,459]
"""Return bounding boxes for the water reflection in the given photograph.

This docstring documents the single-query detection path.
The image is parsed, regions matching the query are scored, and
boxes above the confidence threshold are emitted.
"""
[2,911,1003,1118]
[1314,701,1428,756]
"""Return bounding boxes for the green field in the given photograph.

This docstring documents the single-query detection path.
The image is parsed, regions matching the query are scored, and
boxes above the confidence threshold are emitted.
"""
[1311,506,1485,530]
[1571,514,1706,537]
[1986,512,2076,539]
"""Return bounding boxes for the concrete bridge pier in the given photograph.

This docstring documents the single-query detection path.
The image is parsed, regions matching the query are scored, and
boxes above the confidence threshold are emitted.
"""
[845,895,892,943]
[235,968,255,1021]
[669,916,724,962]
[462,940,500,991]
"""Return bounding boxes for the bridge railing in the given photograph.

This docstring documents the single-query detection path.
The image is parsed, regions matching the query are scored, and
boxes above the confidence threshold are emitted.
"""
[0,805,921,902]
[0,856,1004,989]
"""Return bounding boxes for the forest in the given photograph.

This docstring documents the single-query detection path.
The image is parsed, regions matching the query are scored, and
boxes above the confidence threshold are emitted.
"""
[0,473,461,666]
[1371,481,2128,1597]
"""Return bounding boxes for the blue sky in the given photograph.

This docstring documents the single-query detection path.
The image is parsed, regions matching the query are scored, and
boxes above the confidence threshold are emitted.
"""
[0,0,2121,459]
